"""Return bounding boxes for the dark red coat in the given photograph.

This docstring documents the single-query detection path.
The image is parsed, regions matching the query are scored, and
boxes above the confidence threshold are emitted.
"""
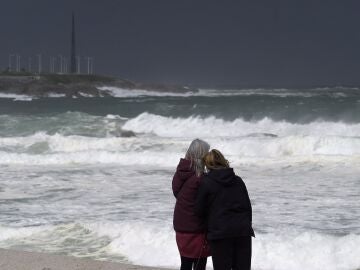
[172,158,206,233]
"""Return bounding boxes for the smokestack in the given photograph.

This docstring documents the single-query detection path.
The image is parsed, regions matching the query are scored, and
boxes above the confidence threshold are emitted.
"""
[70,12,76,74]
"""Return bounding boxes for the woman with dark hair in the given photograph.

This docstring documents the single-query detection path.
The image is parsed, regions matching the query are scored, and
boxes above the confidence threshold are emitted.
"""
[195,149,255,270]
[172,139,211,270]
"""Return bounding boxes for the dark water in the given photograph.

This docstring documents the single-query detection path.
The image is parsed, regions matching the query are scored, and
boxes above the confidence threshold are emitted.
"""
[1,87,359,123]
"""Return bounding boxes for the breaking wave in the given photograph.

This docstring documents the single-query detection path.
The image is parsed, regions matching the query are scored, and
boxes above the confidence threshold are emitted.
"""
[97,86,360,98]
[0,113,359,166]
[0,133,359,166]
[0,93,33,101]
[123,112,360,137]
[0,223,359,270]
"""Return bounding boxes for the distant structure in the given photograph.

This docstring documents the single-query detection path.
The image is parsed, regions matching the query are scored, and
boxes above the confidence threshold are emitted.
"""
[4,12,95,75]
[70,12,76,74]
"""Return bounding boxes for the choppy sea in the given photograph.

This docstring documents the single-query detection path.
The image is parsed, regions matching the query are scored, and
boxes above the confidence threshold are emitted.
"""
[0,87,359,270]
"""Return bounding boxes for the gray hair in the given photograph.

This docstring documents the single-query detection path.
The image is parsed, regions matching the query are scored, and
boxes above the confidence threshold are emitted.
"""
[185,139,210,177]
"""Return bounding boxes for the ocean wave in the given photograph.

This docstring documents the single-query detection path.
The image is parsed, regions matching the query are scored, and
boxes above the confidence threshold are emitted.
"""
[0,150,181,166]
[1,86,359,100]
[106,224,360,270]
[46,93,66,98]
[252,231,360,270]
[1,113,360,166]
[0,131,359,165]
[123,112,360,137]
[98,86,360,98]
[0,225,48,241]
[3,112,360,140]
[0,93,33,101]
[0,112,131,137]
[198,88,355,98]
[97,86,196,97]
[0,222,359,270]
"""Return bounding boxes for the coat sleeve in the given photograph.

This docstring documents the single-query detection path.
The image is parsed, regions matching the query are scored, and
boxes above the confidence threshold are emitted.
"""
[172,171,185,198]
[245,186,253,223]
[194,181,208,218]
[244,183,255,237]
[240,178,253,223]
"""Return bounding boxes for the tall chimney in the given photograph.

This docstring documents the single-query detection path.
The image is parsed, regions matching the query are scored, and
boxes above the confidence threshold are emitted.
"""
[70,12,76,74]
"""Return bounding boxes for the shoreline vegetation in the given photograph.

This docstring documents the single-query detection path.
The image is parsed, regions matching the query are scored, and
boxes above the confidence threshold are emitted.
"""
[0,248,172,270]
[0,72,197,97]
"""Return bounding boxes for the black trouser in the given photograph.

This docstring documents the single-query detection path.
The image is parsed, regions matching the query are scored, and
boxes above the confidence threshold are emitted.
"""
[180,256,207,270]
[209,236,252,270]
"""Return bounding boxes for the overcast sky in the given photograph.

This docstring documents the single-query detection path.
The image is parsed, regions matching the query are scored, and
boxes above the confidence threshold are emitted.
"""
[1,0,360,87]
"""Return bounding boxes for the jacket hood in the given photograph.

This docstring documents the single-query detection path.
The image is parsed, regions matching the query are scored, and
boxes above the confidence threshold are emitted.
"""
[207,168,237,186]
[176,158,195,180]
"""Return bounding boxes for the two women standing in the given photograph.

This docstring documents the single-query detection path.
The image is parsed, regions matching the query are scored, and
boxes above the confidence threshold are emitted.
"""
[172,139,254,270]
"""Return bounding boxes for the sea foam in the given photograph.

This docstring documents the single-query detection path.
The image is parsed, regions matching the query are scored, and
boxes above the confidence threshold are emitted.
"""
[1,223,359,270]
[122,112,360,137]
[97,86,360,98]
[1,113,360,166]
[0,93,33,101]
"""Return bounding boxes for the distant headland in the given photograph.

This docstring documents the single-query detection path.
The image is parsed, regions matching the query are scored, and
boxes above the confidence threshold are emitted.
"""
[0,72,196,98]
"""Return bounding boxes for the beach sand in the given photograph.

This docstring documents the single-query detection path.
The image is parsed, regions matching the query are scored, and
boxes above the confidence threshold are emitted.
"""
[0,248,171,270]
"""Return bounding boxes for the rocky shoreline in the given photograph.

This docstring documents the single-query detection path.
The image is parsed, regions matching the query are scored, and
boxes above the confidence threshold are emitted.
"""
[0,74,197,98]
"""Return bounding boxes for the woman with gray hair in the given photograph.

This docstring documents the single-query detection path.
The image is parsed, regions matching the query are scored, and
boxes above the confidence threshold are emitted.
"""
[172,139,211,270]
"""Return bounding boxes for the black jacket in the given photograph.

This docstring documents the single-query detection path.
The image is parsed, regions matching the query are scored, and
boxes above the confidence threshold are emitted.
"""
[195,168,255,240]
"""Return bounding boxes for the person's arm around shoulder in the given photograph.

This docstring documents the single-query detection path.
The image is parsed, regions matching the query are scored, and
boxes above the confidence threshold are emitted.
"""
[237,176,253,222]
[238,176,255,236]
[194,177,209,218]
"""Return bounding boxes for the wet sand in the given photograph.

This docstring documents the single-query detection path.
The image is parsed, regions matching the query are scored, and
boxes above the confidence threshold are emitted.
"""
[0,248,171,270]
